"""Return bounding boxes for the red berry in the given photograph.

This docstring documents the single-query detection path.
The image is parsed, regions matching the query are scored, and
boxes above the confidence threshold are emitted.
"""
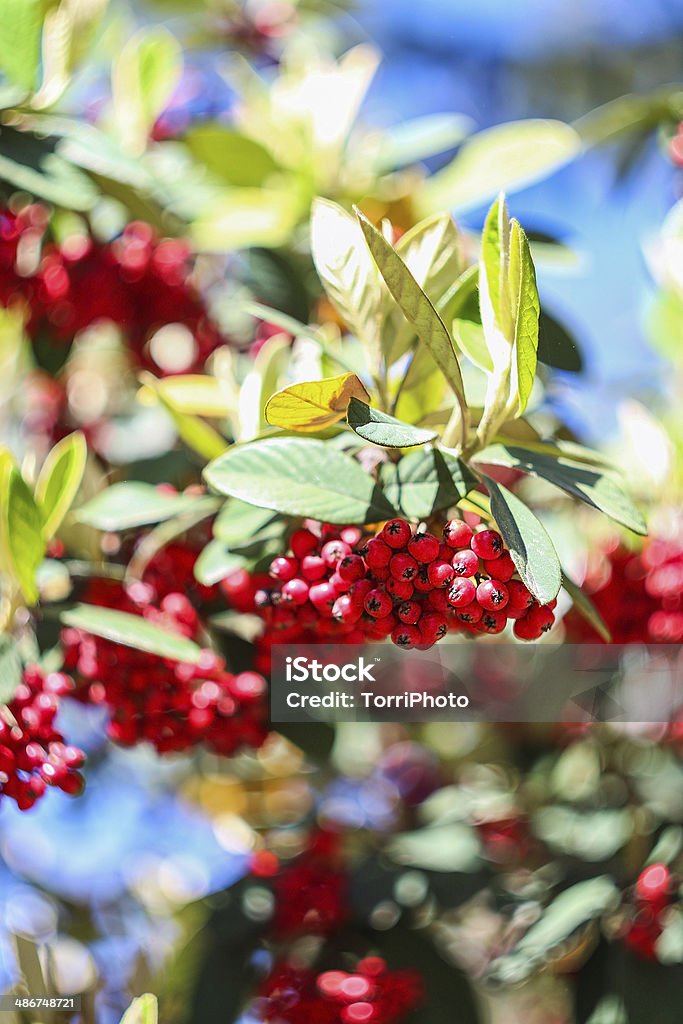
[451,549,479,577]
[484,551,515,582]
[476,579,509,611]
[507,580,535,611]
[420,613,448,642]
[269,556,299,582]
[427,560,455,589]
[397,600,422,625]
[408,532,440,563]
[365,538,392,569]
[455,601,483,625]
[321,539,351,568]
[386,577,413,601]
[513,614,542,641]
[478,610,507,634]
[447,578,476,607]
[290,528,319,558]
[391,624,421,649]
[332,594,363,624]
[526,604,555,635]
[309,582,337,617]
[443,519,473,548]
[636,863,672,906]
[390,552,419,581]
[427,589,449,611]
[382,518,412,549]
[412,565,433,593]
[281,578,310,606]
[471,529,504,560]
[364,588,393,618]
[341,526,363,546]
[348,579,373,606]
[337,554,366,582]
[300,554,327,581]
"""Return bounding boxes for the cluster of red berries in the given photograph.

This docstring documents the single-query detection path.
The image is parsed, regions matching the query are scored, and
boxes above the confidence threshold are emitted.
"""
[0,206,222,375]
[624,863,674,959]
[61,570,266,755]
[0,666,85,811]
[250,830,348,938]
[240,517,555,652]
[565,536,683,643]
[256,958,422,1024]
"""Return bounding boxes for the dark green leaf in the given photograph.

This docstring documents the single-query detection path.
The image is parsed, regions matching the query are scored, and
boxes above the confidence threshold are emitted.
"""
[204,437,397,524]
[61,604,202,663]
[379,448,475,519]
[562,571,612,643]
[356,209,465,403]
[75,483,202,531]
[0,124,99,210]
[0,635,22,705]
[34,432,87,540]
[482,475,562,604]
[347,398,437,448]
[538,310,583,372]
[474,444,647,534]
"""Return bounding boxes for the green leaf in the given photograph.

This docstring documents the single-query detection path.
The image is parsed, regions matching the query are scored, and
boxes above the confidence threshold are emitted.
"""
[374,112,473,172]
[145,380,229,461]
[509,219,540,413]
[379,448,475,519]
[310,199,384,362]
[346,398,437,448]
[437,263,479,323]
[538,311,583,372]
[562,571,612,643]
[481,194,511,337]
[61,605,202,664]
[453,319,493,372]
[184,125,279,186]
[0,635,22,705]
[243,301,328,347]
[387,823,481,872]
[119,994,158,1024]
[0,0,45,93]
[194,542,248,587]
[112,27,183,152]
[75,483,201,532]
[488,877,618,984]
[474,444,647,534]
[191,187,298,251]
[1,462,45,605]
[265,373,370,433]
[214,500,278,547]
[34,432,87,541]
[420,119,582,215]
[356,209,465,403]
[204,437,397,525]
[482,475,561,604]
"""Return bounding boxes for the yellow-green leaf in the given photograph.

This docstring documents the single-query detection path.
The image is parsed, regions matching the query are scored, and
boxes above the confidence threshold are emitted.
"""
[453,319,493,372]
[265,373,370,432]
[143,375,233,418]
[34,431,87,541]
[1,460,45,605]
[120,995,158,1024]
[112,27,182,153]
[356,209,465,404]
[509,219,540,414]
[0,0,45,93]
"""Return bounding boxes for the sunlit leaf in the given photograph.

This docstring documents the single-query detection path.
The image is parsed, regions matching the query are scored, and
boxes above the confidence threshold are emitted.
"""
[0,459,44,605]
[192,188,298,251]
[119,994,158,1024]
[205,437,397,524]
[265,373,370,432]
[62,605,202,664]
[421,119,582,215]
[142,375,233,418]
[374,112,473,172]
[509,219,540,413]
[356,209,465,403]
[34,432,87,541]
[184,124,279,186]
[379,448,475,519]
[75,483,201,531]
[112,27,182,153]
[0,0,44,93]
[453,319,493,372]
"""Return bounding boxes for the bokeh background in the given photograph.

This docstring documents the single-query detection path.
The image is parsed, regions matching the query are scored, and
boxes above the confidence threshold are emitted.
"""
[1,2,683,1023]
